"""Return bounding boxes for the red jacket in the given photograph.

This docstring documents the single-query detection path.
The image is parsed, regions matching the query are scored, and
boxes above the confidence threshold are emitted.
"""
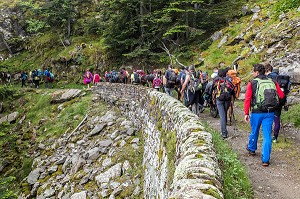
[244,75,284,115]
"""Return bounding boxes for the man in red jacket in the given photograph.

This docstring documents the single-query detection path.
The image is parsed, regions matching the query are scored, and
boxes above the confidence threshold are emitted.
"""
[244,64,284,167]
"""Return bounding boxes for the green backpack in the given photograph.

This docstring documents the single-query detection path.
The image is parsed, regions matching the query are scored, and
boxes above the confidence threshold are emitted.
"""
[253,78,279,111]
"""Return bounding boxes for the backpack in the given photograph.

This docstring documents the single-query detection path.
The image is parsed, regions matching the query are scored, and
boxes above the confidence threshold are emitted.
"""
[215,77,234,101]
[188,73,202,93]
[153,77,161,88]
[134,73,140,83]
[37,69,43,77]
[44,70,50,77]
[202,72,208,82]
[22,73,28,80]
[227,70,241,99]
[276,75,290,94]
[168,70,176,84]
[49,73,54,80]
[253,78,279,111]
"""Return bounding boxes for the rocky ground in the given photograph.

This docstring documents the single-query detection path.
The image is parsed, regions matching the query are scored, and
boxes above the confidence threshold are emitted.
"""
[20,96,144,199]
[199,102,300,199]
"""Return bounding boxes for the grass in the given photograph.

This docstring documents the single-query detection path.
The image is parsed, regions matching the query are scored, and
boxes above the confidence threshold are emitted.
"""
[281,103,300,128]
[204,123,253,199]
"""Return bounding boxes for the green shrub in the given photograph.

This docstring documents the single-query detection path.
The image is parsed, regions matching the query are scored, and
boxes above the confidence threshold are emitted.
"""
[274,0,300,15]
[0,86,14,101]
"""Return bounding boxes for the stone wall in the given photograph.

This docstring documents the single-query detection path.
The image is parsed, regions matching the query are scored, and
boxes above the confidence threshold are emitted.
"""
[96,83,224,199]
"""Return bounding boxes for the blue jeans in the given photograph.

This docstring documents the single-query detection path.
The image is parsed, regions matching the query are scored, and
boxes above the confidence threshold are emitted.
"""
[248,112,274,163]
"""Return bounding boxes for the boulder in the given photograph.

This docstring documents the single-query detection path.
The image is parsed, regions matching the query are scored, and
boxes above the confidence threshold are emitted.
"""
[210,31,223,41]
[88,124,107,136]
[51,89,81,103]
[27,168,42,185]
[0,112,19,124]
[95,163,122,184]
[70,191,87,199]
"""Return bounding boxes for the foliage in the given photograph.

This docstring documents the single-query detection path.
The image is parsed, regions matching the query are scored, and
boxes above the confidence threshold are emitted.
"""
[273,0,300,16]
[0,85,15,101]
[204,123,253,199]
[281,103,300,128]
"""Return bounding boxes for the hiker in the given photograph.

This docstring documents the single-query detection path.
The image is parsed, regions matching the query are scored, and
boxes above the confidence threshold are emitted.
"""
[32,69,41,88]
[181,65,202,115]
[212,69,235,139]
[244,63,284,167]
[265,63,289,143]
[164,65,176,96]
[152,73,162,91]
[180,67,189,105]
[20,71,28,87]
[203,73,218,106]
[84,69,93,89]
[93,72,101,85]
[44,69,51,88]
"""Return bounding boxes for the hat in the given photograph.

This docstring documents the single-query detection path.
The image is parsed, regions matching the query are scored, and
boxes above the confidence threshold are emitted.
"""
[211,73,217,79]
[189,65,195,71]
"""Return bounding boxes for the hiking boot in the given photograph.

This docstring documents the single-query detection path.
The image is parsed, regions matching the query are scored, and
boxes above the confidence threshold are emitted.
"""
[272,137,277,143]
[262,162,269,167]
[222,133,228,139]
[246,147,256,156]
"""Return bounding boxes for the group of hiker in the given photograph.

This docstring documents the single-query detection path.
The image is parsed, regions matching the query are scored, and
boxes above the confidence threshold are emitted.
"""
[20,69,54,89]
[98,62,290,167]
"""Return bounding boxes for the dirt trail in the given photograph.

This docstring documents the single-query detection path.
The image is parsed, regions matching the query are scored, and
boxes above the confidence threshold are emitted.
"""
[198,103,300,199]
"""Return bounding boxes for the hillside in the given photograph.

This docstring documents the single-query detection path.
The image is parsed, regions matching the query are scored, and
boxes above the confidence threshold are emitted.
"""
[0,1,299,78]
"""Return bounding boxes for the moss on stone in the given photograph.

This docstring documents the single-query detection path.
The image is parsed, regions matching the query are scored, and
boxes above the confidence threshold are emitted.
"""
[202,188,222,199]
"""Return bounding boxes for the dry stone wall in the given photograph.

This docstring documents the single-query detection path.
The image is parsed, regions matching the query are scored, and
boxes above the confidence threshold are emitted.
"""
[96,83,224,199]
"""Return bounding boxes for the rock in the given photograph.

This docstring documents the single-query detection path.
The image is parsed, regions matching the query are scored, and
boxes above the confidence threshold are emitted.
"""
[120,140,126,147]
[126,128,136,136]
[70,191,87,199]
[27,168,41,185]
[71,156,85,174]
[242,5,249,15]
[210,31,223,41]
[279,13,286,21]
[30,182,40,196]
[266,47,275,54]
[44,188,55,197]
[62,193,71,199]
[251,5,261,13]
[0,112,19,124]
[251,12,259,21]
[110,181,121,189]
[101,189,110,198]
[131,138,140,145]
[79,175,90,185]
[122,160,131,173]
[95,163,122,184]
[218,35,228,48]
[0,158,10,173]
[102,158,113,168]
[86,147,100,160]
[88,124,107,136]
[55,156,67,165]
[51,89,82,103]
[48,165,58,174]
[98,139,113,147]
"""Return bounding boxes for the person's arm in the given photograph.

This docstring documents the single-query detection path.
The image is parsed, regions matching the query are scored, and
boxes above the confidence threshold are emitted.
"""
[244,82,252,122]
[275,82,285,99]
[180,74,190,93]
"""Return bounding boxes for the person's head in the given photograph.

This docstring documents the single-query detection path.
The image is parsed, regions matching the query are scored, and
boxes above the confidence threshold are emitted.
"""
[264,63,273,73]
[188,65,195,72]
[218,69,227,78]
[213,67,218,73]
[253,63,265,77]
[168,64,172,69]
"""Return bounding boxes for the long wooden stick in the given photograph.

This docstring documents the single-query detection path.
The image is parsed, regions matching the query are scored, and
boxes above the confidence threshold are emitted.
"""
[66,113,88,141]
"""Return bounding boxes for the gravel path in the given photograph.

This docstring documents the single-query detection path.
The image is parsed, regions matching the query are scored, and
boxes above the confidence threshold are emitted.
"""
[198,103,300,199]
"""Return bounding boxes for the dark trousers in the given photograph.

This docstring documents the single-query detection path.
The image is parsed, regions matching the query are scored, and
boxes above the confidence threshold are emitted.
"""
[216,99,230,136]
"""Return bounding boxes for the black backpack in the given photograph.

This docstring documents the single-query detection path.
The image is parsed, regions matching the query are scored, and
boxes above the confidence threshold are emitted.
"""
[276,75,290,94]
[168,70,176,84]
[134,73,140,83]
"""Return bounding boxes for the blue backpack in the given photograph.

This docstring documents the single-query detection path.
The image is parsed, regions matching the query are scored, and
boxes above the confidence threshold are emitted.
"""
[49,73,54,80]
